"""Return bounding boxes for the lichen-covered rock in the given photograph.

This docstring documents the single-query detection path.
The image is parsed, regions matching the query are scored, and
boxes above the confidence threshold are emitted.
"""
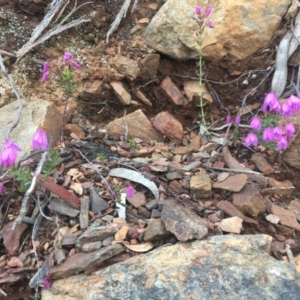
[42,235,300,300]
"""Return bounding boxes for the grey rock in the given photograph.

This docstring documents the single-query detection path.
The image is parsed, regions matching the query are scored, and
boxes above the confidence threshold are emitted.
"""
[150,209,161,219]
[82,241,102,252]
[143,218,171,241]
[90,187,110,215]
[76,226,117,246]
[145,199,159,210]
[161,201,208,241]
[48,198,79,217]
[42,235,300,300]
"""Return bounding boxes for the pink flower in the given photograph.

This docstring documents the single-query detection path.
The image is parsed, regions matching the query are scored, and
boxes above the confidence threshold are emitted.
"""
[263,128,275,143]
[0,140,21,168]
[41,72,49,82]
[235,116,240,125]
[225,115,231,124]
[262,92,281,113]
[205,4,212,16]
[207,20,214,28]
[0,183,4,194]
[285,122,295,140]
[71,61,80,69]
[250,116,261,131]
[32,129,48,151]
[273,126,283,139]
[281,100,293,117]
[127,186,134,198]
[40,278,52,290]
[63,52,73,61]
[244,132,258,147]
[289,94,300,112]
[195,5,201,15]
[277,136,288,151]
[43,61,49,72]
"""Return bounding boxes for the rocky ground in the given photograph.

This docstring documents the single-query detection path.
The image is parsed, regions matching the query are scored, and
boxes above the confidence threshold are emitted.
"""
[0,0,300,299]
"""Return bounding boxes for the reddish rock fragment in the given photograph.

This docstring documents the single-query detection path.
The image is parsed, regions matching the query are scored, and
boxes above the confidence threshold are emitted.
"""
[0,221,28,256]
[153,111,183,144]
[271,204,300,231]
[251,153,274,174]
[160,76,188,106]
[213,174,247,192]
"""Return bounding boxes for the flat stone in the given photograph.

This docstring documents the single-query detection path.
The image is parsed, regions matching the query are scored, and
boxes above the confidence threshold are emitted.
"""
[173,136,201,155]
[160,76,188,106]
[84,80,103,95]
[145,200,159,210]
[0,221,28,256]
[102,236,114,247]
[218,216,243,234]
[233,185,266,218]
[48,198,79,217]
[106,109,163,142]
[143,218,171,241]
[137,206,151,218]
[48,244,124,279]
[140,54,160,79]
[64,124,85,139]
[127,192,146,208]
[110,81,131,105]
[251,153,274,174]
[82,241,102,253]
[190,172,212,199]
[213,174,247,192]
[153,111,183,144]
[216,200,258,226]
[161,202,208,241]
[115,226,130,241]
[135,90,152,106]
[43,235,300,300]
[288,199,300,220]
[217,172,230,182]
[89,187,110,215]
[183,81,213,103]
[111,54,140,81]
[76,226,117,246]
[262,178,295,195]
[150,209,161,219]
[271,204,300,231]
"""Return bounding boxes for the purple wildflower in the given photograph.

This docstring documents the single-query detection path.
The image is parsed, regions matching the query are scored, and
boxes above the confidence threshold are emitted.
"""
[273,126,283,139]
[71,61,80,69]
[281,100,293,117]
[43,61,49,72]
[41,72,49,82]
[285,122,295,141]
[262,92,280,114]
[289,94,300,112]
[263,128,275,143]
[244,132,258,147]
[32,129,48,151]
[225,115,231,124]
[127,186,134,198]
[40,278,52,290]
[0,140,21,168]
[63,52,73,61]
[195,5,201,15]
[207,20,214,28]
[0,183,4,194]
[277,136,288,151]
[235,116,240,125]
[205,4,212,16]
[250,116,261,131]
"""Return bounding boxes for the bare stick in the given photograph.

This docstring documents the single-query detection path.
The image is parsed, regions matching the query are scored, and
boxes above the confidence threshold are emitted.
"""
[123,109,128,141]
[0,288,7,297]
[13,151,49,229]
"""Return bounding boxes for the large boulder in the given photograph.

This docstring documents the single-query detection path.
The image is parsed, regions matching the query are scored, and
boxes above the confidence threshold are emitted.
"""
[144,0,291,66]
[42,235,300,300]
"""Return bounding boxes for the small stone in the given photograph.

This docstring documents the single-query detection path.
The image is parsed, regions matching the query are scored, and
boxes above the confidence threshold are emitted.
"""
[161,201,208,241]
[183,81,213,103]
[200,142,219,154]
[151,209,161,219]
[275,235,286,242]
[8,256,24,268]
[218,216,243,234]
[127,192,146,208]
[153,111,183,144]
[110,81,131,105]
[145,200,159,210]
[115,226,130,241]
[208,213,221,223]
[213,174,247,192]
[144,218,171,241]
[84,80,103,95]
[232,185,266,218]
[271,204,300,231]
[173,136,201,155]
[266,214,280,224]
[111,54,140,81]
[160,76,188,106]
[90,187,110,215]
[76,226,117,246]
[102,236,114,247]
[217,172,230,182]
[140,54,160,79]
[190,172,212,199]
[135,90,152,106]
[82,241,102,252]
[138,219,146,228]
[251,153,274,174]
[137,206,151,218]
[64,124,85,139]
[0,221,28,256]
